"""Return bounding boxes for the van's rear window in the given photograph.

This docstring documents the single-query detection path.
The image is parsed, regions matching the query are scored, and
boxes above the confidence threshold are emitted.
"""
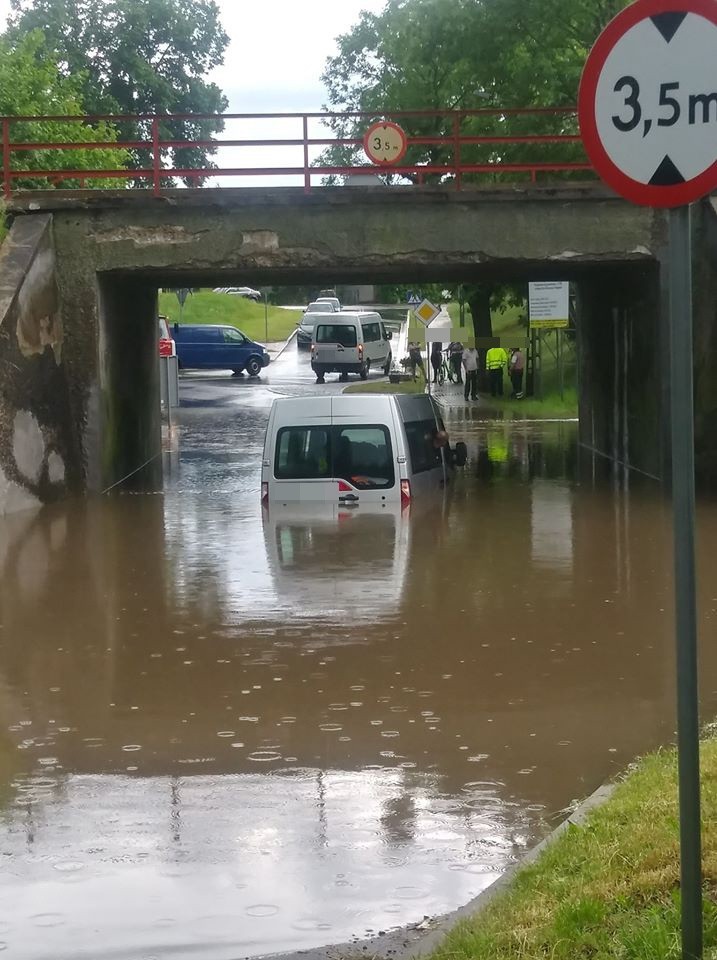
[275,425,394,488]
[315,325,357,347]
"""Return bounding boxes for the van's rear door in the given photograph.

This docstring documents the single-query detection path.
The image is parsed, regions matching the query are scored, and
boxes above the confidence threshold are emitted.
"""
[313,322,360,366]
[329,396,400,503]
[268,398,337,501]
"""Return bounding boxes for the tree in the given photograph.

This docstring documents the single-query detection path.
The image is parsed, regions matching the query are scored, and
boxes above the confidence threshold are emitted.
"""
[0,31,129,190]
[319,0,631,330]
[6,0,229,180]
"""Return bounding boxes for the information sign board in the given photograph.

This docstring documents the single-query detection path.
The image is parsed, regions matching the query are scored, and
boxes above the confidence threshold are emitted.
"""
[528,281,569,329]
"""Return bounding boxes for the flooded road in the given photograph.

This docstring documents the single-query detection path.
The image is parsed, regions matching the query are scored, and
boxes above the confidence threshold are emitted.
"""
[1,347,715,959]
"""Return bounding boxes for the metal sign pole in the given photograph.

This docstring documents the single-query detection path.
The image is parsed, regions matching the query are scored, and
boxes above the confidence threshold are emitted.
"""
[668,203,702,960]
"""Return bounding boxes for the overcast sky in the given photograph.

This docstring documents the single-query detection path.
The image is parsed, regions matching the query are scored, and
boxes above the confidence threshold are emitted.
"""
[211,0,386,112]
[0,0,388,184]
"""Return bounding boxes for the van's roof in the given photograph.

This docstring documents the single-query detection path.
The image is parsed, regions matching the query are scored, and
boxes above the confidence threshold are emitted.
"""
[314,311,381,324]
[269,393,437,425]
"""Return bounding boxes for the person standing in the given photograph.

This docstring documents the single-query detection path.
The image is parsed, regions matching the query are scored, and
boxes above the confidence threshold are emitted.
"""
[462,342,479,401]
[509,346,525,398]
[430,342,443,384]
[408,342,425,381]
[448,340,463,383]
[486,344,508,397]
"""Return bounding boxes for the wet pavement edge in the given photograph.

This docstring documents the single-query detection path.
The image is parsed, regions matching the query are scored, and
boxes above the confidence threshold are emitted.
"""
[263,780,616,960]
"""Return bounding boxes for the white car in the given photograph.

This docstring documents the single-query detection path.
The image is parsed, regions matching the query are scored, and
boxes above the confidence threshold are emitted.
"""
[213,286,262,301]
[315,296,341,312]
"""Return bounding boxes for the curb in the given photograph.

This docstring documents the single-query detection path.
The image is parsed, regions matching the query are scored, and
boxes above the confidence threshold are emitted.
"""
[258,780,616,960]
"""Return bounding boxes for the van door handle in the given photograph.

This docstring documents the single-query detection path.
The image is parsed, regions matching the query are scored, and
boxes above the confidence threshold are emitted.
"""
[339,494,359,502]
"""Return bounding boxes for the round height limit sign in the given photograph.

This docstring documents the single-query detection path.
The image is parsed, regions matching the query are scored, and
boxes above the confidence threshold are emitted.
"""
[579,0,717,206]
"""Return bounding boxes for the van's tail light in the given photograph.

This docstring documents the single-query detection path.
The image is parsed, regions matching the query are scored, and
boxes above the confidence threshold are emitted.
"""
[400,479,412,505]
[261,481,268,503]
[358,344,364,358]
[338,480,353,492]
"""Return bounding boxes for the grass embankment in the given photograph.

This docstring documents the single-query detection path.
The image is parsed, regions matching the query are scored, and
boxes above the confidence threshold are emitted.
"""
[343,370,427,395]
[430,739,717,960]
[158,290,302,342]
[483,387,578,419]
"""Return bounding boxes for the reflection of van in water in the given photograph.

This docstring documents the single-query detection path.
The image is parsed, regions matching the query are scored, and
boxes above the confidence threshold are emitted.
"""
[261,394,446,505]
[262,502,411,624]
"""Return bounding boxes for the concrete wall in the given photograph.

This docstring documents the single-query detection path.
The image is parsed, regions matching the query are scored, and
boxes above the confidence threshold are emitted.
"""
[1,186,678,506]
[0,215,81,515]
[577,262,667,482]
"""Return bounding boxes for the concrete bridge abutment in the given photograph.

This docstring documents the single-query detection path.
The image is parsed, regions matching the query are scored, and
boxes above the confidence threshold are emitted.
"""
[1,185,713,515]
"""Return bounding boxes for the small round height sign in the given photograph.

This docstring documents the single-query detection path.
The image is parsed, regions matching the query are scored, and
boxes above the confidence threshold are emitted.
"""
[578,0,717,207]
[363,121,408,166]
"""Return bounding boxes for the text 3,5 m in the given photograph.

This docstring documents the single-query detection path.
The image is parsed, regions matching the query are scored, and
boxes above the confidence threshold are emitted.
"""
[612,77,717,137]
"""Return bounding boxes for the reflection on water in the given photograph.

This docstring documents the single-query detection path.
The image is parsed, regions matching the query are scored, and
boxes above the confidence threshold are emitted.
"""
[0,417,711,959]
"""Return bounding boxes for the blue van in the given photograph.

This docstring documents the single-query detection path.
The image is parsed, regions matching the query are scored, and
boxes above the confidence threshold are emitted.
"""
[173,324,271,376]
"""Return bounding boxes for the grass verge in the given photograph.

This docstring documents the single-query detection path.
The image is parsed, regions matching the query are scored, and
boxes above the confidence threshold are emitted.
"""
[429,738,717,960]
[480,387,579,419]
[343,371,426,395]
[158,290,302,342]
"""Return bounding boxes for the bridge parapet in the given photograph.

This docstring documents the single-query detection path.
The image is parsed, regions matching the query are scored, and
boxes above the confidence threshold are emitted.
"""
[1,108,589,197]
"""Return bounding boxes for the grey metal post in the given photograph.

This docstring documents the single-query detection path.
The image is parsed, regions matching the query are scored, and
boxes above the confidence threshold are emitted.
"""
[264,292,268,342]
[668,203,702,960]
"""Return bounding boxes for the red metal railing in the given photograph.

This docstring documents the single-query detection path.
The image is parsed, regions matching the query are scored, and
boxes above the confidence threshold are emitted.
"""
[0,108,593,198]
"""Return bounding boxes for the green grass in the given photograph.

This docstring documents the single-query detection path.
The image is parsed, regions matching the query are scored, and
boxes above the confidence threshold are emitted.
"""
[158,290,302,342]
[481,387,578,419]
[427,737,717,960]
[343,370,427,395]
[445,301,526,341]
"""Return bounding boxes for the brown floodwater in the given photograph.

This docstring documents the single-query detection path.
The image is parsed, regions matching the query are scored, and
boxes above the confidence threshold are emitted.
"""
[1,402,716,960]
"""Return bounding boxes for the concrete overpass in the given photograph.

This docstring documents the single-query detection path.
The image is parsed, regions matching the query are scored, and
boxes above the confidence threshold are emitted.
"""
[1,184,715,514]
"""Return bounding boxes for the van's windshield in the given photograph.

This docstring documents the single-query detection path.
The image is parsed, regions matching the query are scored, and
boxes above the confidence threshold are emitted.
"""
[315,324,357,347]
[275,424,394,489]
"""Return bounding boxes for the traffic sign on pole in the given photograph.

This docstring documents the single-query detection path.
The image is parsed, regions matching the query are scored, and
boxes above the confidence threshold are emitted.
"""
[413,298,441,327]
[578,0,717,207]
[579,2,717,957]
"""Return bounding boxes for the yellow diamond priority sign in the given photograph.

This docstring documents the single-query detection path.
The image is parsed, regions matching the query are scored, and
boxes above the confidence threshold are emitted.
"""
[414,298,440,326]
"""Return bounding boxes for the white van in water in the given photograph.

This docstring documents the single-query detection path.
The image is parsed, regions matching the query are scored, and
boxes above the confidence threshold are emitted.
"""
[311,311,392,382]
[261,394,447,505]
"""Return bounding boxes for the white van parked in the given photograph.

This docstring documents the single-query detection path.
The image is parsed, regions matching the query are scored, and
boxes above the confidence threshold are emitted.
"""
[261,394,447,505]
[311,311,392,382]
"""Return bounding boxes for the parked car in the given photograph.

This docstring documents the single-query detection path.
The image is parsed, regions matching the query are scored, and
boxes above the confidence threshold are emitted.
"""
[311,311,392,382]
[158,315,176,357]
[297,302,338,349]
[315,296,341,312]
[304,301,336,314]
[173,324,270,376]
[212,286,262,301]
[261,394,447,504]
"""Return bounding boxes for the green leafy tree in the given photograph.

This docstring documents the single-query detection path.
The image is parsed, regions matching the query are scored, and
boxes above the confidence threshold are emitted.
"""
[7,0,229,181]
[0,31,129,190]
[320,0,630,330]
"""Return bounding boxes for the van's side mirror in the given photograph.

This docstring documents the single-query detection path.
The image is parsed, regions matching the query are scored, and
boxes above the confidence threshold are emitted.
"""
[386,331,392,340]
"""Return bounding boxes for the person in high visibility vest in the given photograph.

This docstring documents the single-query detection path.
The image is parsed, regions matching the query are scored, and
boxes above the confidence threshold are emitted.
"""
[486,345,508,397]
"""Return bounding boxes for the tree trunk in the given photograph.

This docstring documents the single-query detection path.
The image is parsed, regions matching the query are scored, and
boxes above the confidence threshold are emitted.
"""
[467,285,493,338]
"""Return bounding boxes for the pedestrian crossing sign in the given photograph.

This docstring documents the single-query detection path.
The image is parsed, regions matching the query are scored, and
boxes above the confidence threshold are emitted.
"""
[414,299,440,326]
